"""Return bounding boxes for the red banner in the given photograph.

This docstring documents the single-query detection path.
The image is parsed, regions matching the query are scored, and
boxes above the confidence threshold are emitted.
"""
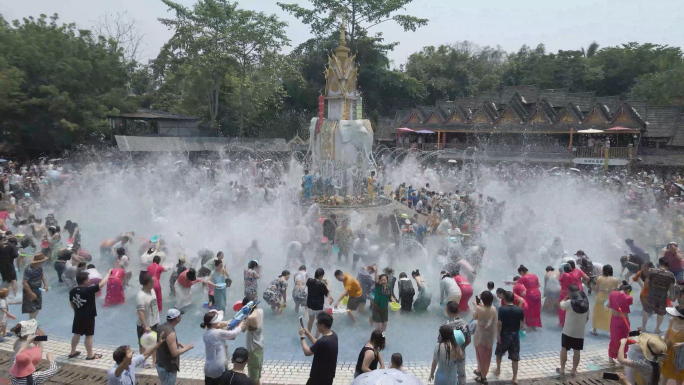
[316,95,324,135]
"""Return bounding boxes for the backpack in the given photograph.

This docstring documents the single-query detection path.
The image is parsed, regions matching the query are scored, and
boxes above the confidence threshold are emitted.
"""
[570,291,589,314]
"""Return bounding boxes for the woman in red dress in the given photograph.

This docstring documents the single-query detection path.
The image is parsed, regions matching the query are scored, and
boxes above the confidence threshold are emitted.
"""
[517,265,542,329]
[608,281,633,363]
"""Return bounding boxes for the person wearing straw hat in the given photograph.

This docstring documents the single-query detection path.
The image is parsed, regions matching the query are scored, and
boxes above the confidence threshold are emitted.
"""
[661,306,684,384]
[9,338,57,384]
[617,333,667,385]
[21,252,49,320]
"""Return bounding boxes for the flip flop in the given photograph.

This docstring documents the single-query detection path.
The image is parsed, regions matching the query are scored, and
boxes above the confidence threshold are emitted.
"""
[68,351,81,359]
[86,354,102,360]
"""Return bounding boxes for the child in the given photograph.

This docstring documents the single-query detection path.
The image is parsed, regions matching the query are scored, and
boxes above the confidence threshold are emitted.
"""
[398,272,415,312]
[0,288,15,341]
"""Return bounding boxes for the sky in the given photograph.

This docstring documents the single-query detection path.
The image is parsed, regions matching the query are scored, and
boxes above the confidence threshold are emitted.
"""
[1,0,684,67]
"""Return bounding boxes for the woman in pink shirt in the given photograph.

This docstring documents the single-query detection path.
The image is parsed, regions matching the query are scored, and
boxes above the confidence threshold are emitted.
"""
[146,255,169,312]
[608,281,633,363]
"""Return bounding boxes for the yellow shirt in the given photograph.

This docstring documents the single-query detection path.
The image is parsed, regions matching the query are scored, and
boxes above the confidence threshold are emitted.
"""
[344,273,363,298]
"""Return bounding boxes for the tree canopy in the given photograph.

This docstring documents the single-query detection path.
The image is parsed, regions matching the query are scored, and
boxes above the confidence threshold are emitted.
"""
[0,14,136,151]
[1,3,684,152]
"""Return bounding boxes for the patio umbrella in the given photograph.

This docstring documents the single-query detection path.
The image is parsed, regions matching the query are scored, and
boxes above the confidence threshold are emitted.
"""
[605,126,633,131]
[396,127,414,132]
[577,128,604,134]
[352,369,424,385]
[48,158,63,162]
[415,129,435,134]
[0,159,7,163]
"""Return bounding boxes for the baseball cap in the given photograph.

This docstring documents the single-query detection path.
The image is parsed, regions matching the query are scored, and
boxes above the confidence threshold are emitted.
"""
[167,307,185,320]
[232,347,249,363]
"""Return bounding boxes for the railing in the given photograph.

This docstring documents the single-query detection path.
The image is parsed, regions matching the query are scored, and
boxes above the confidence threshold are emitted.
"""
[395,143,637,159]
[573,146,635,159]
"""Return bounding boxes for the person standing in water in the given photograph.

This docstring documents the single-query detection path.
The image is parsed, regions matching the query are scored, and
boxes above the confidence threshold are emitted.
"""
[240,297,264,385]
[69,269,113,360]
[412,270,431,312]
[209,260,229,313]
[21,252,48,319]
[440,272,462,307]
[397,272,415,312]
[306,268,329,333]
[591,264,618,335]
[263,271,290,314]
[136,275,159,367]
[370,271,393,332]
[292,266,308,313]
[333,270,362,325]
[146,255,169,313]
[516,265,542,330]
[334,219,353,264]
[244,260,261,302]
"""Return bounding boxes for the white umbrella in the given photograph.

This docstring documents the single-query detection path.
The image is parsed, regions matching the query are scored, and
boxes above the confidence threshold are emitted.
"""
[577,128,604,134]
[447,159,457,164]
[569,168,581,173]
[174,160,187,165]
[352,369,424,385]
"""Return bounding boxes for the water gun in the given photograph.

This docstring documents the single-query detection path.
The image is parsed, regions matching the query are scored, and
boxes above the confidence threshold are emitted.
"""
[228,300,260,330]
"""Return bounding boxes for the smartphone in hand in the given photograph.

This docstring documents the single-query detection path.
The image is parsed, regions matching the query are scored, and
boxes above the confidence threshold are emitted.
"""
[34,335,48,342]
[299,316,305,329]
[603,372,620,381]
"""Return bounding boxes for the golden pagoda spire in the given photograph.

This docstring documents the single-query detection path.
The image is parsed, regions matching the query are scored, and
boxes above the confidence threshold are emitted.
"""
[334,19,350,59]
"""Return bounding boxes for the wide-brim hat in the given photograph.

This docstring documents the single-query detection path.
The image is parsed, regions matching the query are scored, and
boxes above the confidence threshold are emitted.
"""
[638,333,667,361]
[667,306,684,318]
[30,253,49,264]
[9,350,36,378]
[18,319,38,337]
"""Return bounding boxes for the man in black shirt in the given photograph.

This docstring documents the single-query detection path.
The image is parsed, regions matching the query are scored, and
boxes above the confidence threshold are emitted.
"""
[305,268,329,335]
[494,291,525,384]
[0,237,19,296]
[68,269,112,360]
[299,312,338,385]
[222,347,254,385]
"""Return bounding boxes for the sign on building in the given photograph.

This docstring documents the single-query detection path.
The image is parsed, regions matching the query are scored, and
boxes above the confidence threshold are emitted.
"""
[572,158,629,166]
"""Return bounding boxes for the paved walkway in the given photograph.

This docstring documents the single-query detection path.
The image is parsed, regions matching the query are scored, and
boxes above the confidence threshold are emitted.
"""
[0,334,619,384]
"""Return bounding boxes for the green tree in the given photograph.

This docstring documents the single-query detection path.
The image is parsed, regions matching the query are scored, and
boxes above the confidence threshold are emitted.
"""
[406,42,506,103]
[630,66,684,105]
[0,13,135,151]
[590,42,684,96]
[277,0,428,48]
[157,0,289,135]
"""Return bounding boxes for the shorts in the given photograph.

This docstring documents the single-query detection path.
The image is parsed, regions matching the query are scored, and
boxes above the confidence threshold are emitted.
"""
[347,296,363,311]
[495,332,520,361]
[0,269,16,284]
[561,334,584,351]
[308,308,323,318]
[137,323,158,341]
[72,316,96,336]
[248,346,264,383]
[353,254,364,263]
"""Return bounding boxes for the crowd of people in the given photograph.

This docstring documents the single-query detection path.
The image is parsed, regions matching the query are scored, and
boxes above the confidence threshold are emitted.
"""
[3,157,684,385]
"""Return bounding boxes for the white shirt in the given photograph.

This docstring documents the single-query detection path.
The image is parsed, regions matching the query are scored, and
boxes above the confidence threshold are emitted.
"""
[203,328,242,378]
[352,238,370,256]
[0,299,7,324]
[108,354,145,385]
[136,290,159,327]
[85,268,102,280]
[560,299,588,339]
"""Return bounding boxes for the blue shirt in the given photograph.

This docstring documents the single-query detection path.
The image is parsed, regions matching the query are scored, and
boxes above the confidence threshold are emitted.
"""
[108,355,145,385]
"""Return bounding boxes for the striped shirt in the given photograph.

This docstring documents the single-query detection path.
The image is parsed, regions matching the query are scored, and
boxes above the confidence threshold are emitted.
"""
[10,361,58,384]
